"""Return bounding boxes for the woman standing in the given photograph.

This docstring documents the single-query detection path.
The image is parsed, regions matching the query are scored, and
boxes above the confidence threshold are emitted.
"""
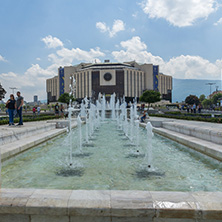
[60,104,64,118]
[6,94,16,126]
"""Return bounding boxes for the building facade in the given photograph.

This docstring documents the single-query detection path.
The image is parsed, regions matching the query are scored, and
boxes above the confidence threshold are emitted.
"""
[33,95,38,103]
[46,61,173,103]
[46,76,59,103]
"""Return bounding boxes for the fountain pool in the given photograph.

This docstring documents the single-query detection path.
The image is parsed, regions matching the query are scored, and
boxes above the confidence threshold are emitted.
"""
[2,119,222,191]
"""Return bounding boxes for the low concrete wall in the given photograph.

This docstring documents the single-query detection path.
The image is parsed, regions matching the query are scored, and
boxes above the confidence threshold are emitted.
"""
[0,189,222,221]
[0,121,77,162]
[0,128,68,162]
[0,123,56,145]
[162,122,222,145]
[140,121,222,162]
[153,127,222,162]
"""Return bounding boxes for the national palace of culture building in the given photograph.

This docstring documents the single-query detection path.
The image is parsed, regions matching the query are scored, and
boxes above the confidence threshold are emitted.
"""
[46,60,172,104]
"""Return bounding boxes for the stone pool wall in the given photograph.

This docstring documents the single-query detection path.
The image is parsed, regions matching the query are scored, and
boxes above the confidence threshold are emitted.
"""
[0,189,222,222]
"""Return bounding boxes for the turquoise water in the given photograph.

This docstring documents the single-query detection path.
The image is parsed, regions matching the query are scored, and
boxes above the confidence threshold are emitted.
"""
[2,120,222,191]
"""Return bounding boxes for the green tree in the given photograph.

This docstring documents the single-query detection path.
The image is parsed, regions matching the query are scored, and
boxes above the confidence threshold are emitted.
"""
[199,94,206,102]
[202,99,212,109]
[212,93,222,105]
[0,83,6,100]
[185,95,200,105]
[58,93,75,105]
[0,103,5,111]
[139,90,161,109]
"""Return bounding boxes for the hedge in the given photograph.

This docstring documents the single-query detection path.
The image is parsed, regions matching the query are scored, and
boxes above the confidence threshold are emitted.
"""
[164,111,222,117]
[0,115,61,125]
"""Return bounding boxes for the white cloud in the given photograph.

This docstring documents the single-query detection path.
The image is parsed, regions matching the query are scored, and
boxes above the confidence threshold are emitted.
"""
[0,36,105,101]
[131,28,136,32]
[112,36,222,79]
[0,63,57,101]
[36,57,41,61]
[141,0,218,27]
[163,55,222,79]
[112,36,164,65]
[41,35,64,48]
[96,22,107,33]
[49,47,105,66]
[25,64,56,78]
[0,54,7,62]
[96,19,125,37]
[132,12,138,18]
[214,17,222,25]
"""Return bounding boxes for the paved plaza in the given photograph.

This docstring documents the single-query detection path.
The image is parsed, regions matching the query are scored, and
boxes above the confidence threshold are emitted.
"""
[0,117,222,221]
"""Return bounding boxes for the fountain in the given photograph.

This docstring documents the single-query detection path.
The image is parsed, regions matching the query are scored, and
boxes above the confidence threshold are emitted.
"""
[135,120,140,150]
[145,122,153,169]
[56,76,84,175]
[80,101,86,118]
[2,93,222,222]
[129,102,134,142]
[67,77,76,165]
[110,93,116,120]
[136,121,165,178]
[101,94,106,121]
[77,115,83,153]
[3,92,222,193]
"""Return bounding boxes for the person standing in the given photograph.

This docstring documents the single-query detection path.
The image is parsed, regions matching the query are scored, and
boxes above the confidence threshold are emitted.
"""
[198,104,202,113]
[60,104,64,118]
[54,103,59,116]
[33,106,36,117]
[187,105,190,113]
[6,94,16,126]
[37,106,41,116]
[16,91,24,126]
[193,104,196,114]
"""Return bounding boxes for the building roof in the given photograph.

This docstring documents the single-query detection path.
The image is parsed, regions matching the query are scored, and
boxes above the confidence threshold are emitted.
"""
[79,62,140,71]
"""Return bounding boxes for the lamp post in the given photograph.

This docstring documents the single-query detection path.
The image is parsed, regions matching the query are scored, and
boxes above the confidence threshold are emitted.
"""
[9,87,17,94]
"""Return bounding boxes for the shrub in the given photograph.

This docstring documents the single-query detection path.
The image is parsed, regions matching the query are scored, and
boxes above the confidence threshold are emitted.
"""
[0,115,61,125]
[149,113,222,123]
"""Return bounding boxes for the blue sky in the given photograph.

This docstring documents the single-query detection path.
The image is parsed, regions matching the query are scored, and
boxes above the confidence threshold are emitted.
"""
[0,0,222,101]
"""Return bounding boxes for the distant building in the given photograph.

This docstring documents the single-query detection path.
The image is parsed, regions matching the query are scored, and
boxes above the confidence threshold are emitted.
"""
[46,76,59,104]
[46,61,173,104]
[34,95,38,103]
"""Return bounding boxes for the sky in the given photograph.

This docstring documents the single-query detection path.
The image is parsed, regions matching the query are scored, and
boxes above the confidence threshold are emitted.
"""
[0,0,222,102]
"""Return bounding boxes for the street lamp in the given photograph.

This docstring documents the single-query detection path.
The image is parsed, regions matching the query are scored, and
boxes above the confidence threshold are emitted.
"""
[9,87,18,94]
